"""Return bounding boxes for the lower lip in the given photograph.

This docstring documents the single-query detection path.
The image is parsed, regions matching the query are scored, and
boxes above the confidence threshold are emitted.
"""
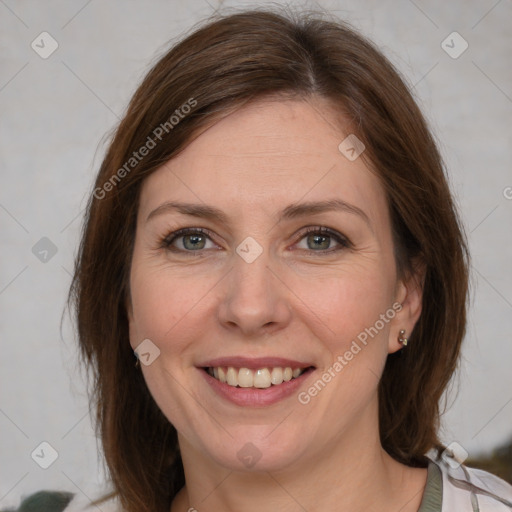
[200,368,315,407]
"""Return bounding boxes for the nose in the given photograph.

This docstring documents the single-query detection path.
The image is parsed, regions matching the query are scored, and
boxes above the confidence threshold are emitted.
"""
[217,248,292,338]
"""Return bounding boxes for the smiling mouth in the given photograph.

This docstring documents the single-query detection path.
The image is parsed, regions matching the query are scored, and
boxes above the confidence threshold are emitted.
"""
[204,366,314,388]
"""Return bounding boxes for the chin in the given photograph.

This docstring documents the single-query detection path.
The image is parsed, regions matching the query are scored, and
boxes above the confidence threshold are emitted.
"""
[201,426,310,473]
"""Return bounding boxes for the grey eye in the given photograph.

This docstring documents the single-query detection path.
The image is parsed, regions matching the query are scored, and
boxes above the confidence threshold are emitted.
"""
[304,233,332,250]
[181,233,207,250]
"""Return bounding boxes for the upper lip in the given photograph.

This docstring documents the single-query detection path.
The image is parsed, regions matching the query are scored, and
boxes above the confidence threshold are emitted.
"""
[198,356,315,370]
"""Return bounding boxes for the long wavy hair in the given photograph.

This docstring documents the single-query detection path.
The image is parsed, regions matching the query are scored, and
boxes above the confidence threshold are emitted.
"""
[68,7,469,512]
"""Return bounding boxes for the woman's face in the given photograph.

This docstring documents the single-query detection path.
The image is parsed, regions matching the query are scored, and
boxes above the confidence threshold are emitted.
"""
[128,98,421,472]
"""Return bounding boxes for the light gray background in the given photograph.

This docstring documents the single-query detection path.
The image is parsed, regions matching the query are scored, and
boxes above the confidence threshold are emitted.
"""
[1,0,511,508]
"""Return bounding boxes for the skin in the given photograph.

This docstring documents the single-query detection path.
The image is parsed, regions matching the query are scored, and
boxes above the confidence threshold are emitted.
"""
[128,97,427,512]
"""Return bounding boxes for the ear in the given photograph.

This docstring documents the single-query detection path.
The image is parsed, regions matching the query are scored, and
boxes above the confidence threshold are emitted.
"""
[388,259,425,354]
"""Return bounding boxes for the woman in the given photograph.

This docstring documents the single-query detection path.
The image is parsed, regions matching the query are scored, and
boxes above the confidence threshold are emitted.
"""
[64,7,512,512]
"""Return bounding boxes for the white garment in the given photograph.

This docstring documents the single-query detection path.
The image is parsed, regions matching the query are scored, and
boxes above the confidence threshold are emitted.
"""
[427,451,512,511]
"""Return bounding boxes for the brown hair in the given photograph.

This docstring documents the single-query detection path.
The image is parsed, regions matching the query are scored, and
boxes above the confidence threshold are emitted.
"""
[69,7,469,512]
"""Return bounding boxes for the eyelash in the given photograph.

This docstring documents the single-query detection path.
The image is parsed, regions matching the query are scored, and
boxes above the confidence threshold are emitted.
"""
[160,226,352,256]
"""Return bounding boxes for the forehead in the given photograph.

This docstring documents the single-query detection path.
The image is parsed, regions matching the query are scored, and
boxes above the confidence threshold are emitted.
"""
[138,98,387,225]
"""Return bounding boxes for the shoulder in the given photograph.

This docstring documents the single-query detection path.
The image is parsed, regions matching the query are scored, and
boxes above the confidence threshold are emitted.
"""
[427,450,512,511]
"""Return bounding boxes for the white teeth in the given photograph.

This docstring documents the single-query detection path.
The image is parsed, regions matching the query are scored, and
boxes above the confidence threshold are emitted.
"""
[238,368,253,388]
[253,368,272,388]
[226,367,238,386]
[270,367,283,385]
[208,366,307,388]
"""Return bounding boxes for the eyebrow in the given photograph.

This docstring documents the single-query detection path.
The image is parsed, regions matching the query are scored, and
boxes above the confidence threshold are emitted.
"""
[146,198,371,228]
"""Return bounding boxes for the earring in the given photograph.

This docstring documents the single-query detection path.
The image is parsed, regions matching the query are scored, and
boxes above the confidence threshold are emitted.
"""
[398,329,408,346]
[134,351,140,368]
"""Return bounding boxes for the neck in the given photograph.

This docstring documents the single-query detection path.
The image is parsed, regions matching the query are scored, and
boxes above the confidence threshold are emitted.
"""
[171,399,427,512]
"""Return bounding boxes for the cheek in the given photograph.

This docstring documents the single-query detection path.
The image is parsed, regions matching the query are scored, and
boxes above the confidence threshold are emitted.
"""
[128,261,214,354]
[298,270,395,397]
[129,279,177,348]
[292,262,394,345]
[128,264,211,429]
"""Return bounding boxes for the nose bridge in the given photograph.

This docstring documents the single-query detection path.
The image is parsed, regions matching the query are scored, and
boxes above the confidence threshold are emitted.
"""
[233,246,272,299]
[218,240,291,335]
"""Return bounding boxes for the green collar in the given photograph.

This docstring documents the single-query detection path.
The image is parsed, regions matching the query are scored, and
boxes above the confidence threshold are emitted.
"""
[417,460,443,512]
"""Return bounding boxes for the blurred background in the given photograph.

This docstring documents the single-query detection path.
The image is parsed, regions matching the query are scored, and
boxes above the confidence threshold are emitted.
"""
[1,0,511,508]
